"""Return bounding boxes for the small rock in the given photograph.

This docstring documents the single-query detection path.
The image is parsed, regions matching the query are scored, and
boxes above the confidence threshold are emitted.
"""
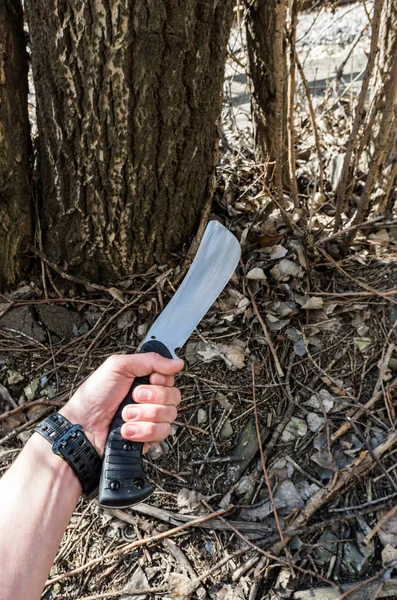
[220,419,233,440]
[382,544,397,566]
[343,542,367,575]
[0,306,45,343]
[7,370,24,385]
[306,390,334,413]
[315,530,338,565]
[307,412,324,432]
[37,305,86,340]
[294,338,307,357]
[281,417,307,443]
[197,408,208,425]
[42,386,57,398]
[24,378,40,401]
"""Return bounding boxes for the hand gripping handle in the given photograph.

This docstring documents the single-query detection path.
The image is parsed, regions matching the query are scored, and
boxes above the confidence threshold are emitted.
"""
[98,340,173,508]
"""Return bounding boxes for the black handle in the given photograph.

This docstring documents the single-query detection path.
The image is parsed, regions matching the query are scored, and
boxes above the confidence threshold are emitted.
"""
[98,340,173,508]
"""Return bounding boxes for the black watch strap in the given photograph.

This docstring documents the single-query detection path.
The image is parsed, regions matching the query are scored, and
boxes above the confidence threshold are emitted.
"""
[34,413,102,500]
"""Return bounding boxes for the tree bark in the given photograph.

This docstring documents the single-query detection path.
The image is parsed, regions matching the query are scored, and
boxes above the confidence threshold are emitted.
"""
[376,0,397,215]
[0,0,32,290]
[246,0,289,192]
[377,0,397,85]
[25,0,234,282]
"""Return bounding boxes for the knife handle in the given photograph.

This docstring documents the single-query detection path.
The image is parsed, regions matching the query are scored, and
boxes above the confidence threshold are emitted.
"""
[98,340,173,508]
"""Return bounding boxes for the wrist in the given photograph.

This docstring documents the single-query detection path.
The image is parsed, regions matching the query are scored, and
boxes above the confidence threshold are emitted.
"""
[34,412,103,500]
[29,432,82,494]
[58,404,98,451]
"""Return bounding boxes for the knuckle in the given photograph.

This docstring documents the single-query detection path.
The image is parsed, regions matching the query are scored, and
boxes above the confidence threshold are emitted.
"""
[147,422,158,438]
[174,389,182,405]
[106,354,120,369]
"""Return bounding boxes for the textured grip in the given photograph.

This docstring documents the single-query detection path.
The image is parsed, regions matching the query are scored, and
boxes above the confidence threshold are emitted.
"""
[98,340,173,508]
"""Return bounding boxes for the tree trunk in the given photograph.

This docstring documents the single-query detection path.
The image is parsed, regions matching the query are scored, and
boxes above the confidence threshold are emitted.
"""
[377,0,397,84]
[376,0,397,215]
[0,0,32,290]
[25,0,234,282]
[246,0,289,193]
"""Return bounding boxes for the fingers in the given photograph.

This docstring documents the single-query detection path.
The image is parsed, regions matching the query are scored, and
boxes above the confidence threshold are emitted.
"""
[149,372,174,387]
[121,403,177,423]
[132,384,181,406]
[120,397,179,443]
[121,421,171,442]
[105,353,184,379]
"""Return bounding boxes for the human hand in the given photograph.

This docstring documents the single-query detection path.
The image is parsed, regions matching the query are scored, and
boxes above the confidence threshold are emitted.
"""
[59,353,184,455]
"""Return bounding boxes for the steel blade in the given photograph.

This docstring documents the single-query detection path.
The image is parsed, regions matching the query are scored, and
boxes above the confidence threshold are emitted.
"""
[143,221,240,357]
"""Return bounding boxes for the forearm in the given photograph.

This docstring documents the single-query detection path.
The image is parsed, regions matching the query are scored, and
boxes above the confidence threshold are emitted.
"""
[0,433,81,600]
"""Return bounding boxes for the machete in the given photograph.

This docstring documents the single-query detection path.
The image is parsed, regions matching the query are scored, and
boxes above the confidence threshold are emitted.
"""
[98,220,241,508]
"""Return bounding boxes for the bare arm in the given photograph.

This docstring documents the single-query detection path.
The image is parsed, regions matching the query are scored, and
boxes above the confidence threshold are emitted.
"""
[0,353,183,600]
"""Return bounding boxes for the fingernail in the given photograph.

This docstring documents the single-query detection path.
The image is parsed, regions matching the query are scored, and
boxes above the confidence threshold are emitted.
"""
[126,407,138,419]
[124,425,137,438]
[137,388,151,401]
[156,375,166,385]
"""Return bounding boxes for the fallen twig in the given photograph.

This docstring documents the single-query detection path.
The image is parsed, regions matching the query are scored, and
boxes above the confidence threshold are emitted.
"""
[252,364,294,575]
[331,378,397,443]
[246,280,284,377]
[44,505,232,588]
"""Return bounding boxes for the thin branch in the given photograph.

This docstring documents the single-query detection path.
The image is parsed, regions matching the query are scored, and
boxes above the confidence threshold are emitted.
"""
[44,506,232,588]
[334,0,383,231]
[287,0,299,208]
[252,364,295,575]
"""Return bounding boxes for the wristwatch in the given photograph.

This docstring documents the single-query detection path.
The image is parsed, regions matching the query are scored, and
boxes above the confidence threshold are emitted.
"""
[34,413,102,500]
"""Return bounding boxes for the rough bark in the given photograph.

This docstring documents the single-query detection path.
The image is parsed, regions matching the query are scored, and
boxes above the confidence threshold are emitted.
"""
[25,0,234,282]
[376,0,397,215]
[0,1,32,290]
[246,0,289,190]
[377,0,397,85]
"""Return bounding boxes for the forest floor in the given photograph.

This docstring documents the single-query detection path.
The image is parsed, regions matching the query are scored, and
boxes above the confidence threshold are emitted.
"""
[2,2,397,600]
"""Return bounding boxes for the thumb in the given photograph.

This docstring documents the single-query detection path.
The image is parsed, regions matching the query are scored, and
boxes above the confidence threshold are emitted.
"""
[104,352,184,379]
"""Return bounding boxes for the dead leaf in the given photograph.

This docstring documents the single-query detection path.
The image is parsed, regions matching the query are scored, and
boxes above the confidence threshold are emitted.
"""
[0,383,15,407]
[177,489,206,515]
[354,337,372,352]
[264,244,288,260]
[368,229,390,245]
[108,287,125,304]
[281,417,308,442]
[270,259,300,281]
[120,565,149,600]
[167,573,194,600]
[377,508,397,548]
[301,297,324,310]
[196,340,249,370]
[297,247,308,269]
[382,544,397,566]
[246,267,266,280]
